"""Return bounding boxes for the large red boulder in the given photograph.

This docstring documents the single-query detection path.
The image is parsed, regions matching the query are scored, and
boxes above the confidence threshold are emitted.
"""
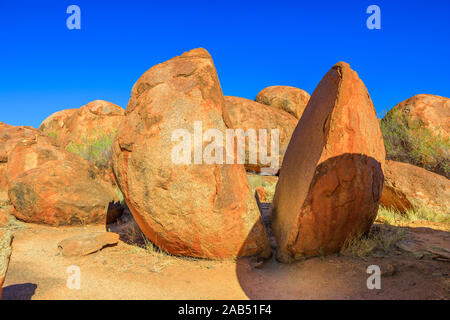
[0,123,49,205]
[381,94,449,178]
[223,96,297,174]
[7,138,118,226]
[112,48,271,259]
[255,86,310,119]
[391,94,449,139]
[271,62,386,262]
[381,160,449,214]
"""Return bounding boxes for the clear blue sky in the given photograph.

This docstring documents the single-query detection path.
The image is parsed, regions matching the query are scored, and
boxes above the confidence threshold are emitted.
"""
[1,0,449,128]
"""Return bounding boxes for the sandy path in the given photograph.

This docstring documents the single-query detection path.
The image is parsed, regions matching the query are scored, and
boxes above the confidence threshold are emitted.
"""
[2,223,449,300]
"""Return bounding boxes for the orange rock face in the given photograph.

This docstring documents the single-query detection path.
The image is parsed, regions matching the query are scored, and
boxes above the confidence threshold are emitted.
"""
[224,96,297,174]
[0,164,7,206]
[50,100,125,148]
[390,94,449,139]
[255,86,310,119]
[0,123,49,205]
[271,62,386,262]
[7,134,73,183]
[39,109,77,139]
[112,48,271,259]
[0,208,9,228]
[8,139,118,226]
[381,160,450,214]
[0,230,13,299]
[0,123,43,162]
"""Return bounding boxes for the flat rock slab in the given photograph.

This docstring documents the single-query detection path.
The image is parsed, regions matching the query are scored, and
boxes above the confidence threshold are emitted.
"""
[58,232,119,257]
[396,227,450,261]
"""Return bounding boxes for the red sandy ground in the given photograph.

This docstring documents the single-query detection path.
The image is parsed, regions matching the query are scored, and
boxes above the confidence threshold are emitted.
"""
[2,221,449,300]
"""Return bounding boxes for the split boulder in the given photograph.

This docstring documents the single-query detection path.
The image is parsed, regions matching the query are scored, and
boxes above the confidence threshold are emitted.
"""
[271,62,386,262]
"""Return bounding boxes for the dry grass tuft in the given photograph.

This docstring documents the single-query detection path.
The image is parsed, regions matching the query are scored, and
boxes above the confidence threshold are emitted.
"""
[340,224,405,258]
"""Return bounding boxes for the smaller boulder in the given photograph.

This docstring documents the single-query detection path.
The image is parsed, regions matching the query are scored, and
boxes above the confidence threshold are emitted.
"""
[224,96,297,174]
[39,109,77,140]
[57,100,124,149]
[0,124,44,162]
[58,232,119,256]
[9,159,118,226]
[381,160,450,214]
[0,124,51,206]
[390,94,449,139]
[255,86,310,119]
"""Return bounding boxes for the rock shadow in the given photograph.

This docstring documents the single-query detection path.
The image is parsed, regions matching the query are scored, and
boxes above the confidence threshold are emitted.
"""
[1,283,37,300]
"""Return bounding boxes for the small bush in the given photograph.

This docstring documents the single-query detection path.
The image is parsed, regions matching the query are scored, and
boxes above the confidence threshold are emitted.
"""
[380,108,450,178]
[47,130,60,140]
[377,205,450,224]
[66,131,115,169]
[340,224,405,258]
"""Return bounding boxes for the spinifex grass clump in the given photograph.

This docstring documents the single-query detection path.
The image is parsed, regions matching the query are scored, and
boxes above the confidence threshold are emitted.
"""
[66,130,115,169]
[340,204,449,258]
[380,108,449,178]
[340,224,405,258]
[377,205,450,224]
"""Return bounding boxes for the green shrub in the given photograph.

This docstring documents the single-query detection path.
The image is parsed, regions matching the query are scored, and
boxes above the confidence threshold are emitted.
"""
[47,130,60,140]
[377,205,450,224]
[380,108,449,178]
[66,131,115,169]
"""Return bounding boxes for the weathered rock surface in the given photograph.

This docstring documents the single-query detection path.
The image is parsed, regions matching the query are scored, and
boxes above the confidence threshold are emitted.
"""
[0,164,7,207]
[58,232,119,256]
[49,100,125,148]
[0,123,43,162]
[7,134,79,183]
[8,155,118,226]
[39,109,77,139]
[112,48,271,259]
[381,160,450,214]
[0,208,9,228]
[271,62,386,262]
[396,226,450,261]
[255,86,310,119]
[0,123,50,205]
[224,96,297,174]
[0,230,13,299]
[389,94,449,139]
